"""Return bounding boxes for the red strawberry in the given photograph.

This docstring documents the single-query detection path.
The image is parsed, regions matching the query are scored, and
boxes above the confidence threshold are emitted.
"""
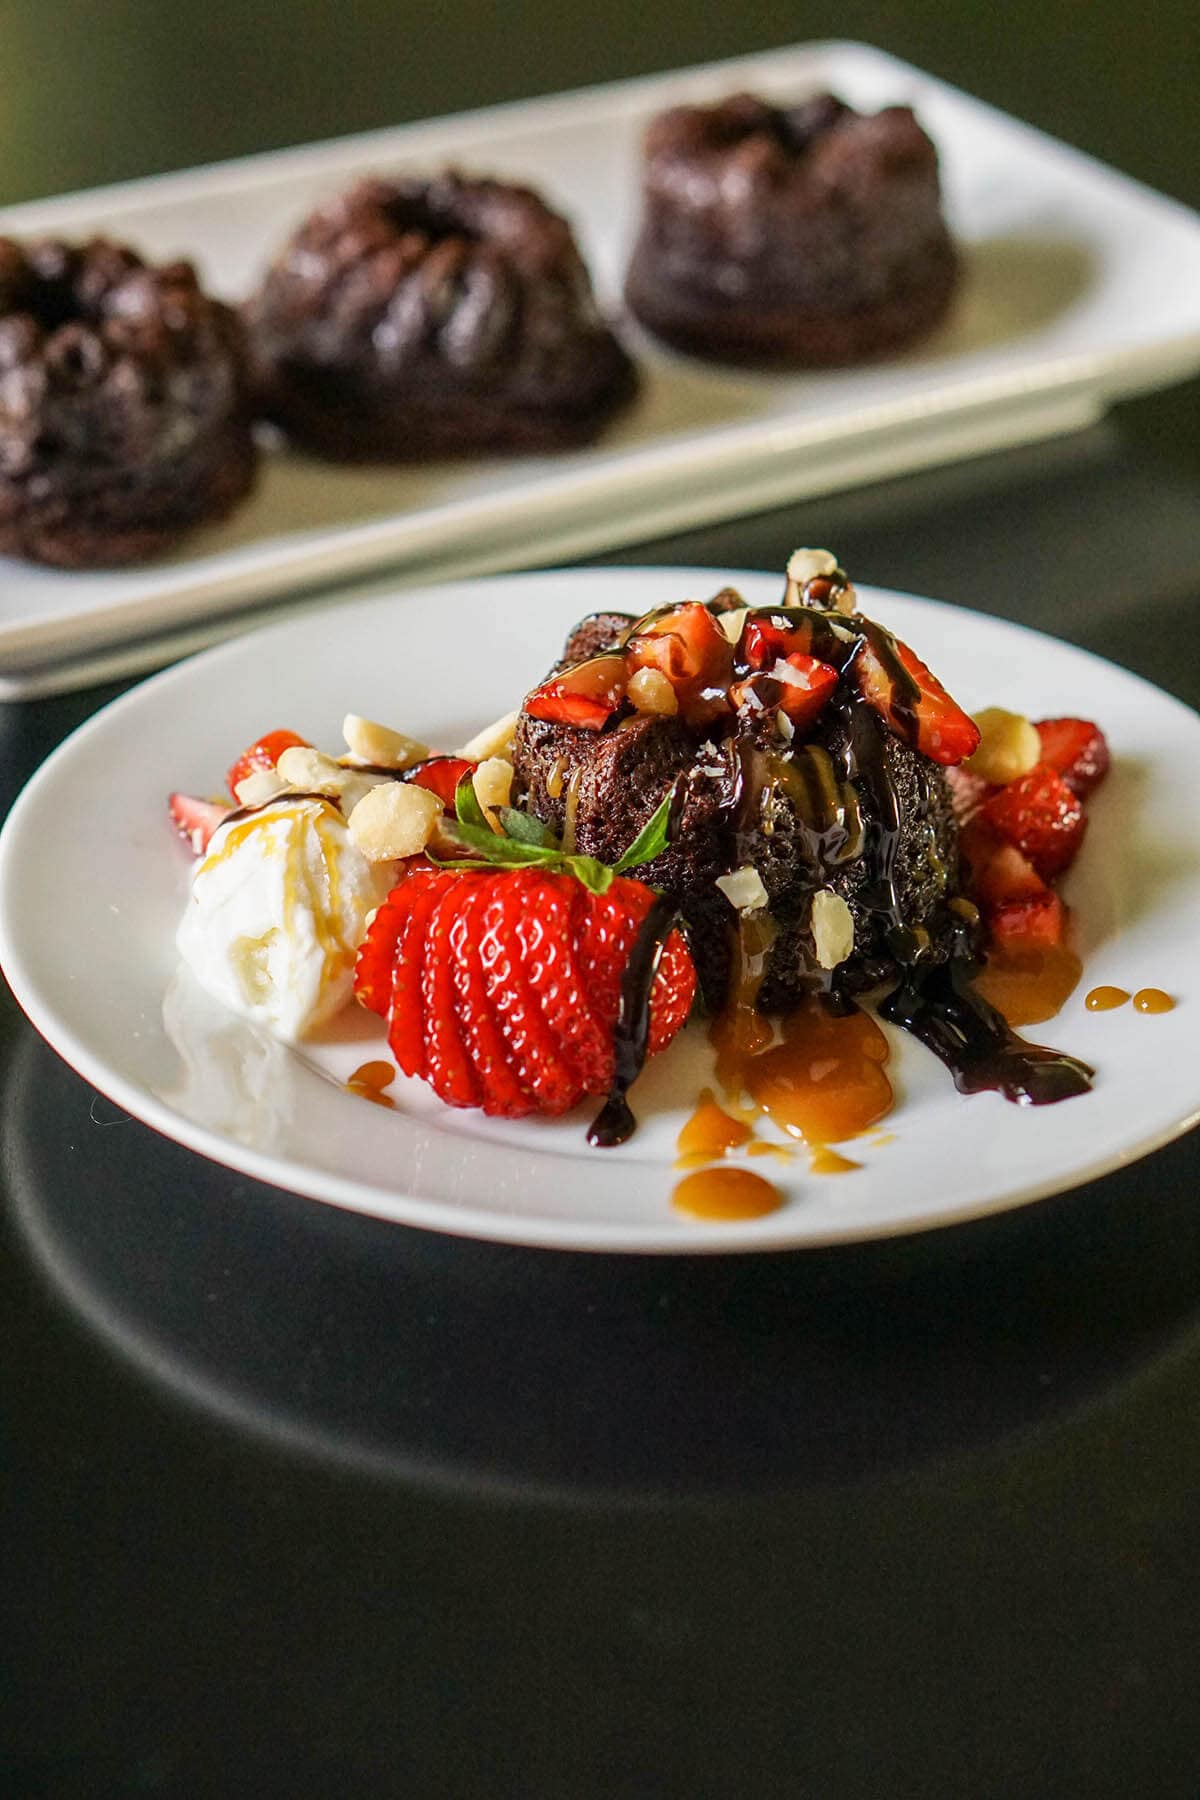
[226,728,310,800]
[989,890,1066,951]
[353,863,696,1118]
[978,762,1086,880]
[851,630,981,765]
[625,602,734,715]
[944,764,993,826]
[405,756,477,813]
[1035,718,1110,798]
[524,654,628,730]
[168,791,232,856]
[773,653,839,728]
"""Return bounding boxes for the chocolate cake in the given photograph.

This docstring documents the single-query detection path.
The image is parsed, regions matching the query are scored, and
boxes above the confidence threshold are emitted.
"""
[244,173,637,460]
[623,91,958,365]
[511,553,976,1014]
[0,237,257,568]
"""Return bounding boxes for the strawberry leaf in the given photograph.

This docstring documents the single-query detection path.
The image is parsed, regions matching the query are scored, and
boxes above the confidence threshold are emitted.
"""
[611,787,676,874]
[454,771,490,832]
[497,807,558,848]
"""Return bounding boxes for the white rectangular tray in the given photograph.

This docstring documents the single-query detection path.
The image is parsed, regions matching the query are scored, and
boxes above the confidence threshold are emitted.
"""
[2,38,1198,697]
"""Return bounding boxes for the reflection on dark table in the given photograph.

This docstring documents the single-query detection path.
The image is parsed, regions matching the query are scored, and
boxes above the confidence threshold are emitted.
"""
[3,3,1200,1794]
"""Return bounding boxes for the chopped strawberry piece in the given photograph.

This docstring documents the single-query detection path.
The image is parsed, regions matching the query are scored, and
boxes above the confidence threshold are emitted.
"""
[1035,718,1110,798]
[525,654,628,730]
[979,762,1087,880]
[405,756,477,813]
[168,791,232,856]
[964,836,1048,909]
[626,602,734,710]
[851,628,981,765]
[773,653,839,729]
[226,728,310,800]
[989,890,1066,951]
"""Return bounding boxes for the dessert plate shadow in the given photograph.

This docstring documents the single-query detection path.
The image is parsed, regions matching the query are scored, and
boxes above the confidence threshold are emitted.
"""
[2,566,1200,1253]
[1,38,1199,695]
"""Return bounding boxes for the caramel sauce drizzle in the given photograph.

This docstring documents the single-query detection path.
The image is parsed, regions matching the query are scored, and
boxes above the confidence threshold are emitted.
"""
[973,943,1083,1028]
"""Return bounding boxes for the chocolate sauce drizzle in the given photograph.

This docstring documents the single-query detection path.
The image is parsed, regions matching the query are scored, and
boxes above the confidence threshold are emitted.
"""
[588,895,680,1147]
[881,954,1094,1105]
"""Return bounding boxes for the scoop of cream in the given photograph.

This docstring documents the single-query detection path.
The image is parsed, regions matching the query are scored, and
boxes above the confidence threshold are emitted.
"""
[176,798,396,1040]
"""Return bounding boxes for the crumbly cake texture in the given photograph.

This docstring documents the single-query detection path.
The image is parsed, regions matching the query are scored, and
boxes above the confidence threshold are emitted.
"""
[624,91,958,366]
[512,600,964,1012]
[0,236,257,568]
[243,173,638,460]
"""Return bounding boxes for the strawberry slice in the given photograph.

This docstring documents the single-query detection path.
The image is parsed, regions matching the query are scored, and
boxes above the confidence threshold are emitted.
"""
[524,654,628,730]
[168,791,232,856]
[851,628,981,765]
[625,602,734,713]
[405,756,477,813]
[226,728,310,800]
[421,883,484,1109]
[1035,718,1110,798]
[773,653,839,728]
[353,861,444,1017]
[385,872,457,1077]
[978,762,1086,880]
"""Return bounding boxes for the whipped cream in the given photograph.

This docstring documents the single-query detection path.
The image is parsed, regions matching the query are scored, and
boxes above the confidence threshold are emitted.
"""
[176,798,395,1040]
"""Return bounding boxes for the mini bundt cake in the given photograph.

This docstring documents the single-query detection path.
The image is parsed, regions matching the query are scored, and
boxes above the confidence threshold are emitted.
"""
[624,92,958,365]
[0,237,257,568]
[511,551,980,1014]
[243,172,637,460]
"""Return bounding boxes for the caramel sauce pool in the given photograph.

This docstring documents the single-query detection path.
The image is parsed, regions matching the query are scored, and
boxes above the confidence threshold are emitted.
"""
[972,944,1083,1027]
[672,1166,783,1221]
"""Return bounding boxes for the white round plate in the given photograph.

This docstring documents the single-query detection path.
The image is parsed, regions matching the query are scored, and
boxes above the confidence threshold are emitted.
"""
[2,567,1198,1254]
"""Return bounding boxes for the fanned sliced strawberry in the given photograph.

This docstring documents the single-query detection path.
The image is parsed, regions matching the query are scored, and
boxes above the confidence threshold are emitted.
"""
[477,872,585,1114]
[979,762,1086,880]
[521,874,612,1094]
[1035,718,1110,798]
[168,791,232,856]
[524,655,628,730]
[226,728,310,800]
[449,884,532,1117]
[421,884,483,1109]
[851,629,981,765]
[405,756,477,813]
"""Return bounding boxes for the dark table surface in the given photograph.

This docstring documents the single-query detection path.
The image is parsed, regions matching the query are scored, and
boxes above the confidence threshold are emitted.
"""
[3,4,1200,1796]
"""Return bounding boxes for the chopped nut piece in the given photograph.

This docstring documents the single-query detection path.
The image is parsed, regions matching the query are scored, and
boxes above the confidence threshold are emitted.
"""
[965,707,1042,785]
[341,713,429,770]
[715,865,769,912]
[784,547,855,614]
[473,756,514,821]
[459,709,519,761]
[347,780,442,862]
[234,767,289,808]
[717,607,749,645]
[627,666,679,716]
[276,745,389,814]
[810,889,855,969]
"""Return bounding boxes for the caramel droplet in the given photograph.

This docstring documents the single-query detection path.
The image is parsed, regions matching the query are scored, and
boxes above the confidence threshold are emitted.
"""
[672,1166,783,1221]
[676,1089,753,1168]
[1133,988,1175,1014]
[1085,986,1130,1012]
[347,1082,396,1109]
[349,1059,396,1090]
